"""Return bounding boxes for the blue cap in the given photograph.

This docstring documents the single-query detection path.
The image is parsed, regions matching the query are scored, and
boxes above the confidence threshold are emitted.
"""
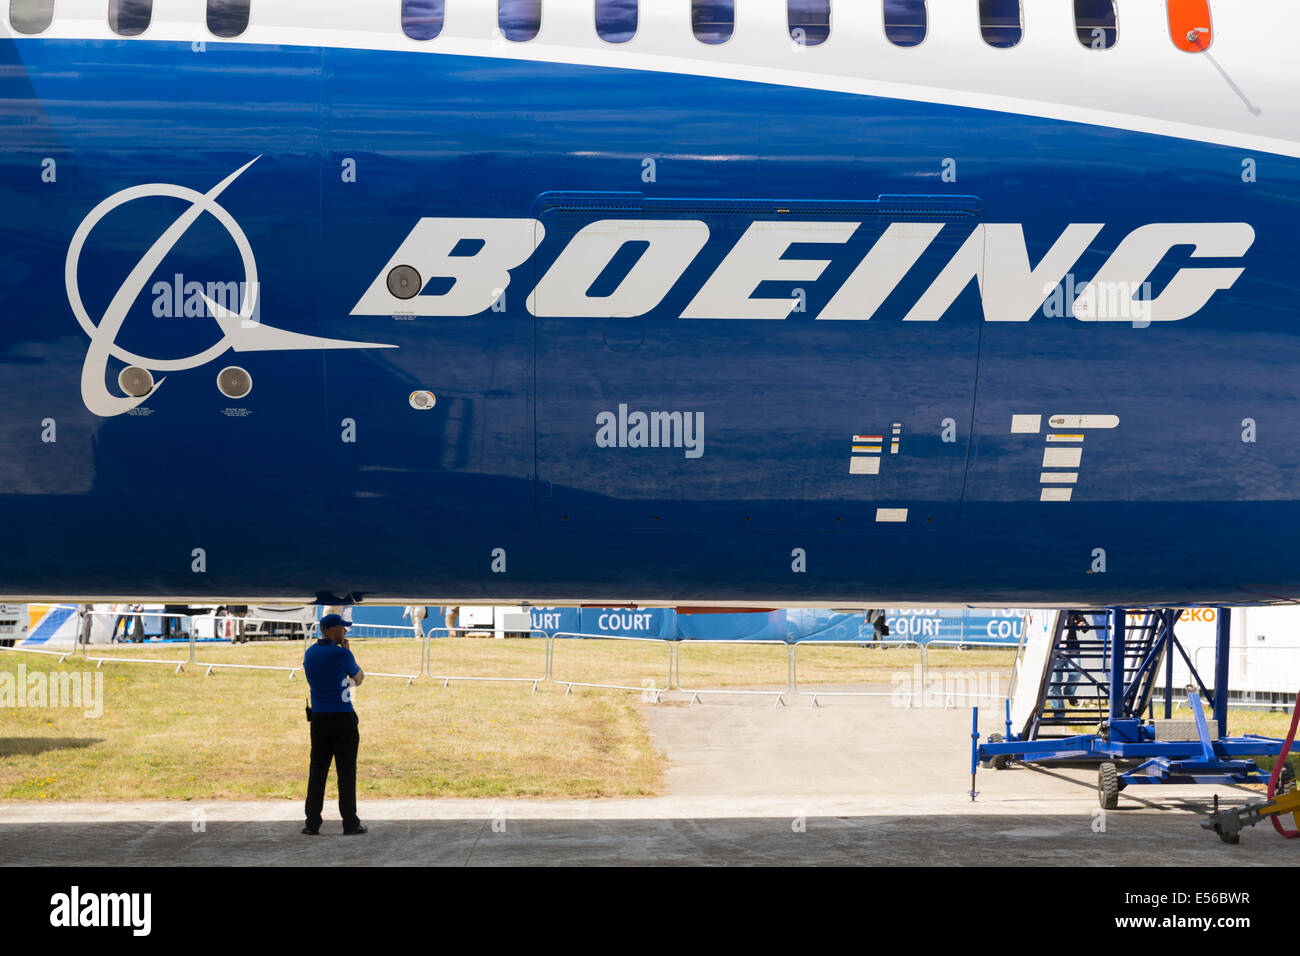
[320,613,352,631]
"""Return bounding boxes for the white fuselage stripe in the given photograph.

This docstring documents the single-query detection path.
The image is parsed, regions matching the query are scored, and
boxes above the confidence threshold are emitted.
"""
[6,0,1299,158]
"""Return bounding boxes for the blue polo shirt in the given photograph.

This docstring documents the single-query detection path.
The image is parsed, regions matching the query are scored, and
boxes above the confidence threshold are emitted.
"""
[304,639,360,714]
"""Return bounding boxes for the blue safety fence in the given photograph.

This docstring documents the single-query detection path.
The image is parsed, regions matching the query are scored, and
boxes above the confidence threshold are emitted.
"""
[103,604,1017,645]
[525,607,1025,644]
[74,605,1022,645]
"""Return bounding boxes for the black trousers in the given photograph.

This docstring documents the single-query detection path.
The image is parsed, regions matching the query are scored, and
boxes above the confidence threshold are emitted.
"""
[304,711,360,829]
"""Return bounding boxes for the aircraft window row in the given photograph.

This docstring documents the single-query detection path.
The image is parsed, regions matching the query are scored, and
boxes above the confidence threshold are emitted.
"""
[390,1,1117,52]
[0,0,1140,52]
[8,0,252,38]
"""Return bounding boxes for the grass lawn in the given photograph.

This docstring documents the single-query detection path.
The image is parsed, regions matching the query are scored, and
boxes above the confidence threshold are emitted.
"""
[2,639,1295,800]
[0,641,665,802]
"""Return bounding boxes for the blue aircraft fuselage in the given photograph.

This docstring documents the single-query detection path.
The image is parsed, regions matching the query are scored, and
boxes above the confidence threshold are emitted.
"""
[0,36,1296,606]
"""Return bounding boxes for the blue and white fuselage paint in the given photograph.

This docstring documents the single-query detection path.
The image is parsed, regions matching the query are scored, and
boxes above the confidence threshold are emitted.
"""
[0,1,1297,608]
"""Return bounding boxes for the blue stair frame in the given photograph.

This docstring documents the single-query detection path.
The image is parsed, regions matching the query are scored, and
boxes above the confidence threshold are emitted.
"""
[974,608,1288,807]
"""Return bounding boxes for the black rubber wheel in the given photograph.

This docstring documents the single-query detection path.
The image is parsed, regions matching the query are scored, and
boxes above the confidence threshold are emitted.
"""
[984,733,1011,770]
[1279,763,1296,794]
[1099,762,1120,809]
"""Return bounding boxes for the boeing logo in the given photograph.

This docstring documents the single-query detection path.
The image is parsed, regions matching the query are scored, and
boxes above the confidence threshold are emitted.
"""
[67,158,395,418]
[353,218,1253,324]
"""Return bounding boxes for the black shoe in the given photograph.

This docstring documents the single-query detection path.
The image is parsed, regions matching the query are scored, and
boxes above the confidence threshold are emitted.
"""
[342,823,368,835]
[301,825,320,835]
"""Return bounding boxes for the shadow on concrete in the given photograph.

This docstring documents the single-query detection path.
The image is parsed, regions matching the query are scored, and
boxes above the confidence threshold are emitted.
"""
[0,810,1289,867]
[1012,762,1268,810]
[0,738,103,758]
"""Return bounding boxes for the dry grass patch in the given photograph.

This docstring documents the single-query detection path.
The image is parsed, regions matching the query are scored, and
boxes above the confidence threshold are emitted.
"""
[0,644,664,801]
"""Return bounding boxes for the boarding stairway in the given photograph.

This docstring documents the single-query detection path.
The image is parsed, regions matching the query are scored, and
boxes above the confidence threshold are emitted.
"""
[983,607,1284,806]
[1028,609,1170,740]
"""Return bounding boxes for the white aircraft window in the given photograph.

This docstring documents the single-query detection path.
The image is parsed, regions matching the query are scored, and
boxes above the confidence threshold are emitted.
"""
[207,0,249,38]
[979,0,1021,48]
[883,0,925,48]
[789,0,829,47]
[108,0,150,36]
[9,0,54,34]
[1074,0,1117,49]
[402,0,443,40]
[595,0,636,43]
[691,0,733,45]
[499,0,541,42]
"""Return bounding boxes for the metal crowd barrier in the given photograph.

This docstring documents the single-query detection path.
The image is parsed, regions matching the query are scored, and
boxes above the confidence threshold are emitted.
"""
[789,638,924,707]
[334,624,424,684]
[191,621,427,682]
[424,626,549,691]
[1,612,1027,707]
[0,643,80,661]
[1189,644,1300,710]
[923,639,1021,651]
[22,607,309,674]
[674,639,791,708]
[920,639,1019,707]
[548,632,673,701]
[188,612,315,679]
[346,622,422,639]
[76,608,192,673]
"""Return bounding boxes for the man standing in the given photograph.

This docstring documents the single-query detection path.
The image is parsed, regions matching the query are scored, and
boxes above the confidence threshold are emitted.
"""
[403,605,427,637]
[302,613,367,835]
[77,604,93,647]
[228,604,249,644]
[1050,611,1091,717]
[110,604,127,643]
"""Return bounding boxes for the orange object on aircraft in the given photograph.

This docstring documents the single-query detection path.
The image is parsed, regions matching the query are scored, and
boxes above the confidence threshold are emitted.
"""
[1169,0,1213,52]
